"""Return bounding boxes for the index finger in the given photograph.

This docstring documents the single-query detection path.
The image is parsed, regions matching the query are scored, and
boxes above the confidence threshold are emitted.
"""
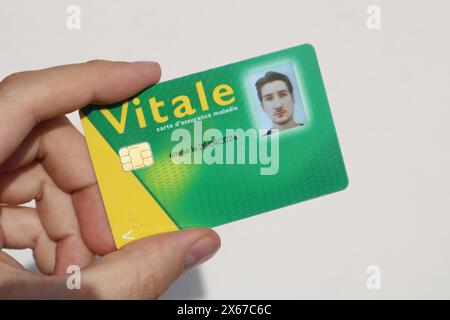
[0,60,161,164]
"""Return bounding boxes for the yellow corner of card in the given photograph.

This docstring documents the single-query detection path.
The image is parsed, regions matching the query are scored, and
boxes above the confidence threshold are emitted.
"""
[80,113,178,249]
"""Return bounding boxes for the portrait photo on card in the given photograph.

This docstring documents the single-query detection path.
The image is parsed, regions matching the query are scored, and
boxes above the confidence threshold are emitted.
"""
[246,62,307,135]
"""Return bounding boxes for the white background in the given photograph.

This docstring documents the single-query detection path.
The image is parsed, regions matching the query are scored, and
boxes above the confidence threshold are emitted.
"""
[1,0,450,299]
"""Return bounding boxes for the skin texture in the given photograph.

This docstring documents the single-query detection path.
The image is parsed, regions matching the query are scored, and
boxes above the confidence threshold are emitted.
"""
[260,80,298,131]
[0,60,221,299]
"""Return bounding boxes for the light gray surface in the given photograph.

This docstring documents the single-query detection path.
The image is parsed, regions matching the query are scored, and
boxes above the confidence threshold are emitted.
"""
[1,0,449,299]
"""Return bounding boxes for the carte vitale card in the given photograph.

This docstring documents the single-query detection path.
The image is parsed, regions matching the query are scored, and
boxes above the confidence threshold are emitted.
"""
[80,44,348,248]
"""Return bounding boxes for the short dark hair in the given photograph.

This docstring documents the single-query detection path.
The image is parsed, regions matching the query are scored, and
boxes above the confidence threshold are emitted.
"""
[255,71,293,102]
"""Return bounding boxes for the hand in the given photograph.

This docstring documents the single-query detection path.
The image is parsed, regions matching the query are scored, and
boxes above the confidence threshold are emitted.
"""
[0,60,221,299]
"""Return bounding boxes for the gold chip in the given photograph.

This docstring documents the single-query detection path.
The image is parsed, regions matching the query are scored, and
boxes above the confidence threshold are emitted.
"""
[119,142,154,171]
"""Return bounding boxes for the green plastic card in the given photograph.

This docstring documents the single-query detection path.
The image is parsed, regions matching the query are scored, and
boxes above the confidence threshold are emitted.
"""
[80,44,348,248]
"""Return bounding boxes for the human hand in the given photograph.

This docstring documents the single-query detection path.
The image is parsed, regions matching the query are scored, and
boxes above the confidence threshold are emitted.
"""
[0,60,221,299]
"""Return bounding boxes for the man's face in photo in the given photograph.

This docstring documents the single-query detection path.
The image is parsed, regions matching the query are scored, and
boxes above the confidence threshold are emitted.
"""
[260,80,295,125]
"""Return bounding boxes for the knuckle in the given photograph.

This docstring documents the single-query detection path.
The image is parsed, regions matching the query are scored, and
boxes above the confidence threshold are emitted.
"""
[128,249,173,299]
[2,72,22,85]
[135,260,162,299]
[85,59,107,68]
[0,71,29,99]
[142,269,161,299]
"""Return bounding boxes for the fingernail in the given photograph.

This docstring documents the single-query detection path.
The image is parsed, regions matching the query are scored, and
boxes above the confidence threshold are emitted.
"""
[184,237,219,272]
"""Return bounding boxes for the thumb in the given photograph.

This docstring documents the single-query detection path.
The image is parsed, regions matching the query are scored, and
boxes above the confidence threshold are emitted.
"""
[75,228,221,299]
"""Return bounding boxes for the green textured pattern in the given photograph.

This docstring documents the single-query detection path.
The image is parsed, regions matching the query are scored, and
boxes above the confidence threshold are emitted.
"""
[82,44,348,229]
